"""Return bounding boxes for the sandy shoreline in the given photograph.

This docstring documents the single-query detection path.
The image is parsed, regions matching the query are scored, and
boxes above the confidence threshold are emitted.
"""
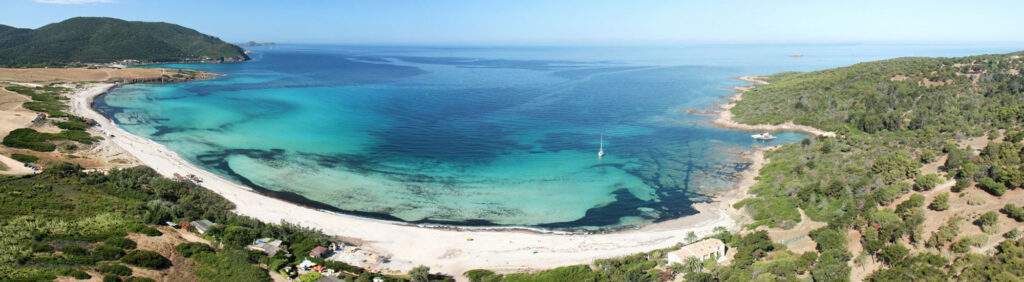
[70,82,769,277]
[713,76,836,137]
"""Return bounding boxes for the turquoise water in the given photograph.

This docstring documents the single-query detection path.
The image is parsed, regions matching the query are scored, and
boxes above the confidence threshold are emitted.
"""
[97,44,1022,229]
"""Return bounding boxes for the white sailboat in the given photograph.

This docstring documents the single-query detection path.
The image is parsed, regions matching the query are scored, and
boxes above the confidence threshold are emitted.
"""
[598,135,606,159]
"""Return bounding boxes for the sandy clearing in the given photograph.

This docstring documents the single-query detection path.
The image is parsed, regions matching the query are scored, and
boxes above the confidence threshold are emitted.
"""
[0,68,172,83]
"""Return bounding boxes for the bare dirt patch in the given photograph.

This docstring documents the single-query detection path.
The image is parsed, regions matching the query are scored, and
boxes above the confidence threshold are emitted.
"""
[0,68,173,83]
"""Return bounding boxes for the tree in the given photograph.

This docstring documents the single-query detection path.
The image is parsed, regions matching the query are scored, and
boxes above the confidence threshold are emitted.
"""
[409,265,431,282]
[686,231,698,244]
[929,192,950,211]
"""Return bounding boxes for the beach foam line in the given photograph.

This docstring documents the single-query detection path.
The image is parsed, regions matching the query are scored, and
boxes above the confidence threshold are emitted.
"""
[71,83,742,277]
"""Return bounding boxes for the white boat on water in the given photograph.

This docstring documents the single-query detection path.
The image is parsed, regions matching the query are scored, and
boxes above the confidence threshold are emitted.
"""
[752,132,776,140]
[598,135,605,159]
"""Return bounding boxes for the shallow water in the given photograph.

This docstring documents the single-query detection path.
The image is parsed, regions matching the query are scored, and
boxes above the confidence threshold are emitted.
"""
[97,44,1021,229]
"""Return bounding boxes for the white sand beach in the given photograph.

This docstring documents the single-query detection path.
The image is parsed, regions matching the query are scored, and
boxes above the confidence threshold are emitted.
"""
[70,83,760,277]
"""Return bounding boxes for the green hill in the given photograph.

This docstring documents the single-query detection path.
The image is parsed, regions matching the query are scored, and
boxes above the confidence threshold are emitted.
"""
[0,17,248,67]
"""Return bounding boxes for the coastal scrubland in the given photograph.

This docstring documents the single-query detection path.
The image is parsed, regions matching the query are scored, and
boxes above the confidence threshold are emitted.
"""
[0,164,425,281]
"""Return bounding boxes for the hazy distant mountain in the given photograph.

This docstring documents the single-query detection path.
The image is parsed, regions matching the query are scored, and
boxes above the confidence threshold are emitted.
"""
[0,17,248,67]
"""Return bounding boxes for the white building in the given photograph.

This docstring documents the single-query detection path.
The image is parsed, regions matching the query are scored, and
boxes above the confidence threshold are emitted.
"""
[667,238,727,264]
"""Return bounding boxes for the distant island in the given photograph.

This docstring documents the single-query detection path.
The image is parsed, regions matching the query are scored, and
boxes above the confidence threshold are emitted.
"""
[0,17,248,67]
[239,41,277,47]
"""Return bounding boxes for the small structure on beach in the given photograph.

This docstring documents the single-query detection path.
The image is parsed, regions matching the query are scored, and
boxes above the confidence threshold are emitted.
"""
[248,238,286,256]
[189,219,216,235]
[667,238,727,264]
[309,245,330,259]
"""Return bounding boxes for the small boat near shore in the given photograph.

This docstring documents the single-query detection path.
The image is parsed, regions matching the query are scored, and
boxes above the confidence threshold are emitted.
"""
[751,132,776,141]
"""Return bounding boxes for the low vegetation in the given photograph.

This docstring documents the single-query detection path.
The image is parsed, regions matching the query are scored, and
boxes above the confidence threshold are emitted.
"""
[0,164,411,281]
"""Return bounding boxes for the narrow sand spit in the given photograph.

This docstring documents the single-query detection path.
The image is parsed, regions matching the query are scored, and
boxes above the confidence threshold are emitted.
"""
[713,76,836,137]
[72,83,767,278]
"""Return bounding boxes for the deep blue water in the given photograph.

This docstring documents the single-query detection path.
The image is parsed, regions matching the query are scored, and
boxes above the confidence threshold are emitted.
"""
[96,44,1022,229]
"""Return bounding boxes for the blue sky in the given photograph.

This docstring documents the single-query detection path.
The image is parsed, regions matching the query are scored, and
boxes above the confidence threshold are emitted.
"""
[3,0,1023,45]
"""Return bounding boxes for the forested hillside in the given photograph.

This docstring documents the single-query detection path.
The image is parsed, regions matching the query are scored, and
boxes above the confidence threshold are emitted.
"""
[0,17,248,67]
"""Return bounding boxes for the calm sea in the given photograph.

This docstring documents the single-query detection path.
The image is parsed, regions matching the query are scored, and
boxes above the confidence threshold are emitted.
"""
[97,43,1022,230]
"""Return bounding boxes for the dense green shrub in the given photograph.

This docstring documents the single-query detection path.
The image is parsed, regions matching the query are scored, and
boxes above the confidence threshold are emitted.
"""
[3,128,57,151]
[131,226,162,237]
[62,269,91,280]
[120,250,171,270]
[92,245,126,261]
[104,237,137,250]
[63,244,90,256]
[913,174,943,191]
[192,249,271,282]
[877,244,909,265]
[124,277,156,282]
[175,242,214,258]
[54,119,90,131]
[103,275,121,282]
[10,153,39,164]
[1002,204,1024,222]
[928,192,950,211]
[96,263,132,276]
[976,211,1000,233]
[872,152,919,185]
[979,177,1007,196]
[926,217,962,249]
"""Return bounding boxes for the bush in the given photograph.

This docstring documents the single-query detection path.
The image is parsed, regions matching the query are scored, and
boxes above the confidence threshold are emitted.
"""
[121,250,171,270]
[913,174,943,191]
[192,250,271,282]
[93,245,126,260]
[928,192,950,211]
[1002,204,1024,222]
[975,211,1000,233]
[54,119,90,131]
[63,244,90,256]
[10,153,39,163]
[131,225,163,237]
[952,179,970,193]
[951,235,986,253]
[979,177,1007,196]
[872,152,919,184]
[465,269,499,282]
[2,128,57,151]
[175,242,214,258]
[299,272,322,282]
[221,225,258,247]
[62,269,91,280]
[103,275,121,282]
[125,277,156,282]
[97,263,132,276]
[104,237,137,250]
[877,244,909,265]
[30,241,53,252]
